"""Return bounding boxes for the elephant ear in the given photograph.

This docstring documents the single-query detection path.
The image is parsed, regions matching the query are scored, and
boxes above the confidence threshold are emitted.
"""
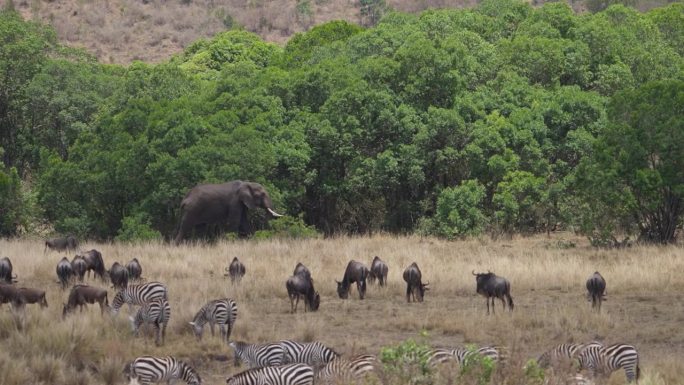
[238,183,256,210]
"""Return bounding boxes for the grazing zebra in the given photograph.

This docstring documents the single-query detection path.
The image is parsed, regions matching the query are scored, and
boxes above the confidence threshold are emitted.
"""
[229,340,285,368]
[280,340,339,369]
[129,298,171,346]
[316,354,377,384]
[189,298,237,343]
[226,363,314,385]
[110,281,168,315]
[427,346,502,366]
[576,343,640,383]
[124,356,202,385]
[537,342,603,369]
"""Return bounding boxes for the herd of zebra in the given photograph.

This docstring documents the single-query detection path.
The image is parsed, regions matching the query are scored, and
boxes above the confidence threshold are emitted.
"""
[0,243,639,385]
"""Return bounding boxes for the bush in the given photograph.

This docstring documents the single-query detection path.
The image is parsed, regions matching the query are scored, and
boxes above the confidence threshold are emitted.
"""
[434,180,488,239]
[0,165,23,236]
[115,213,162,242]
[253,215,320,240]
[379,335,433,384]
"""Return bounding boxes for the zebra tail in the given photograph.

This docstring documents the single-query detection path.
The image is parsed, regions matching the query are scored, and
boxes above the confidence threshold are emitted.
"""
[637,364,641,380]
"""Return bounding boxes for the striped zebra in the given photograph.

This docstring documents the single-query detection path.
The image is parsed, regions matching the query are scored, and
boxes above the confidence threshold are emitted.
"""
[226,363,314,385]
[229,340,285,368]
[280,340,339,368]
[111,281,168,315]
[537,342,603,369]
[576,343,640,383]
[316,354,377,384]
[124,356,201,385]
[189,298,237,343]
[427,346,502,366]
[129,298,171,346]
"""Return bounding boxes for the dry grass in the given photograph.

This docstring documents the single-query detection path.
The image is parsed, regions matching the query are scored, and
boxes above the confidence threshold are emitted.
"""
[1,233,683,384]
[3,0,672,64]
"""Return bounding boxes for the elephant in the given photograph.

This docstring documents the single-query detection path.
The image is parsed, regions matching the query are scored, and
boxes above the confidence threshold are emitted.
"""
[174,180,283,243]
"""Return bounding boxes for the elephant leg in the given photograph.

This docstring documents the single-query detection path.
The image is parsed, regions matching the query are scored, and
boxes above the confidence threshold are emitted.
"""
[175,215,195,244]
[227,208,242,235]
[238,206,250,237]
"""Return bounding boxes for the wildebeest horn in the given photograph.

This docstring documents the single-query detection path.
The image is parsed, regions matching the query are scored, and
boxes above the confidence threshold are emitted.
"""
[267,208,283,217]
[424,282,430,286]
[472,270,477,276]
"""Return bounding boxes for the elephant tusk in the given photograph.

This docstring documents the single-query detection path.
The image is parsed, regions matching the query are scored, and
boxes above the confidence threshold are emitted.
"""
[267,208,283,217]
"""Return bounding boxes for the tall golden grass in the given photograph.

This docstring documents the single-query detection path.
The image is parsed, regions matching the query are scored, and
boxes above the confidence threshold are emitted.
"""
[1,234,683,384]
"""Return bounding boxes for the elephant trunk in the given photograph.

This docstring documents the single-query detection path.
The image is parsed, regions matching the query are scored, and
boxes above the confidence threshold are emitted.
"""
[267,208,283,217]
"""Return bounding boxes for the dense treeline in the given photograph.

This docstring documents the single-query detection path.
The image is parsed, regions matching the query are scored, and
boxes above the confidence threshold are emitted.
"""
[0,1,682,243]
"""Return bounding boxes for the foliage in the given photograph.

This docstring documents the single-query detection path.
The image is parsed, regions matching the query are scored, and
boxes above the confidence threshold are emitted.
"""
[0,1,681,241]
[379,336,433,384]
[253,215,320,240]
[459,345,496,385]
[0,165,22,236]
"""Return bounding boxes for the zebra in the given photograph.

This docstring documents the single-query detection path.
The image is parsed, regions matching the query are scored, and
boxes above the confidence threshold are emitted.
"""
[110,281,168,315]
[229,340,285,368]
[316,354,377,384]
[576,343,640,383]
[124,356,201,385]
[537,342,603,369]
[189,298,237,343]
[226,363,314,385]
[129,298,171,346]
[279,340,339,369]
[427,346,502,367]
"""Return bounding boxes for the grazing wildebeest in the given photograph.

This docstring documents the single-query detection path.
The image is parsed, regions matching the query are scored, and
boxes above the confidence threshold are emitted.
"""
[44,235,78,253]
[0,283,26,309]
[586,271,606,312]
[71,255,87,282]
[62,284,109,317]
[293,262,312,282]
[77,249,105,280]
[368,256,388,286]
[225,257,246,284]
[56,257,75,289]
[0,256,17,283]
[17,287,48,308]
[472,270,514,314]
[109,262,129,290]
[286,274,320,313]
[126,258,143,282]
[336,260,370,300]
[402,262,429,303]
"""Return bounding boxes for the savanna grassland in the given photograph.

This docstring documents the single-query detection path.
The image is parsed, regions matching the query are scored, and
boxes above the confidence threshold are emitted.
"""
[1,234,683,384]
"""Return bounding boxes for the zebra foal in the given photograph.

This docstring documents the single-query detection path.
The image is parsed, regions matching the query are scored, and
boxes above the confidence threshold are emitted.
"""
[124,356,202,385]
[129,298,171,346]
[189,298,238,343]
[537,342,603,369]
[226,363,314,385]
[111,281,168,315]
[229,340,285,368]
[316,354,377,384]
[280,340,339,368]
[576,343,640,383]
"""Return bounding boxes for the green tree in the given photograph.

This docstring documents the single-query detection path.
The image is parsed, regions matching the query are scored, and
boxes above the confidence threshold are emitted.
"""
[433,180,488,238]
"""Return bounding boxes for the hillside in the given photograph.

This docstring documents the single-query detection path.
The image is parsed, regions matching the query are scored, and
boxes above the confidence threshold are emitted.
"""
[3,0,668,64]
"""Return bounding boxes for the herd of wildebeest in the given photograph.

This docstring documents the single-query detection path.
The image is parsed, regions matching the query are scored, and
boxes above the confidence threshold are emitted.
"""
[0,236,639,385]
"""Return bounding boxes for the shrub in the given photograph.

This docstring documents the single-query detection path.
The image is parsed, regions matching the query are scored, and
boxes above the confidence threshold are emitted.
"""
[115,213,162,242]
[253,215,320,240]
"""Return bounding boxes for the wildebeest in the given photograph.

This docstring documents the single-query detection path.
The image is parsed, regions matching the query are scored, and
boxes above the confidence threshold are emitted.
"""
[44,235,78,253]
[108,262,129,290]
[293,262,312,282]
[225,257,246,284]
[0,283,26,309]
[0,256,17,283]
[76,249,106,280]
[368,256,388,286]
[56,257,75,289]
[126,258,142,282]
[286,274,320,313]
[586,271,606,312]
[62,284,109,318]
[17,287,48,308]
[403,262,429,302]
[336,260,370,300]
[472,270,514,314]
[71,255,87,282]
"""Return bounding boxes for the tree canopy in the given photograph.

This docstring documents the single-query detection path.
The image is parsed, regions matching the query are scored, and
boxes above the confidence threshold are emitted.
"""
[1,2,682,243]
